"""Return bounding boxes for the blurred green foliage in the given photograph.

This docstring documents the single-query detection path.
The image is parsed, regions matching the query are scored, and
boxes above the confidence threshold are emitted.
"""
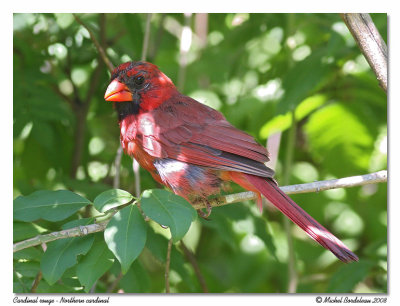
[13,13,387,293]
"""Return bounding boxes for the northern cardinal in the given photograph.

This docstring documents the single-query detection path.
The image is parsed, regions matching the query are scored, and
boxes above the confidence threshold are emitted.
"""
[104,61,358,263]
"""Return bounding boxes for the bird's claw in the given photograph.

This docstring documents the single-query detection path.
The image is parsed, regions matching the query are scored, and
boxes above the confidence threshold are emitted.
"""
[197,201,212,220]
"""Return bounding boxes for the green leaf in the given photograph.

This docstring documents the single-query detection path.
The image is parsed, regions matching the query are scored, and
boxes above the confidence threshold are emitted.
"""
[104,205,147,274]
[93,189,134,213]
[76,235,115,292]
[253,217,278,260]
[14,246,43,261]
[305,103,374,176]
[140,189,197,243]
[120,260,150,293]
[260,94,326,138]
[13,221,47,242]
[40,219,95,285]
[14,261,40,278]
[200,213,237,250]
[277,49,331,114]
[14,190,91,222]
[328,260,373,292]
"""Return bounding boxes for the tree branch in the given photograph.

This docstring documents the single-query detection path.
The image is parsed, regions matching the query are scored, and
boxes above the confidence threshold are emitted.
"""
[13,222,107,253]
[73,14,114,73]
[341,13,387,92]
[13,170,387,253]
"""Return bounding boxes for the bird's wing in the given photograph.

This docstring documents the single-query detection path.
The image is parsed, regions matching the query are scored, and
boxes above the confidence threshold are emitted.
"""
[136,95,275,178]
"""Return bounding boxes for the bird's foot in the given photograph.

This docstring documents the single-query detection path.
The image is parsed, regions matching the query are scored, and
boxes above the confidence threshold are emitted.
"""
[197,201,212,220]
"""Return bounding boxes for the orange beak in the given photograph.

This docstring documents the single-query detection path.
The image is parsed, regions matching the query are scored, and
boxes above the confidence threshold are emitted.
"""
[104,79,133,102]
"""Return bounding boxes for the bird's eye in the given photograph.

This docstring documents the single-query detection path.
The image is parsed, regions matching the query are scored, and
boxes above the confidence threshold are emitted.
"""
[134,75,145,86]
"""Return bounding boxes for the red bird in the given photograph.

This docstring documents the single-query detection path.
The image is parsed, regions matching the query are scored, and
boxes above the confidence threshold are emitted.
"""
[104,61,358,263]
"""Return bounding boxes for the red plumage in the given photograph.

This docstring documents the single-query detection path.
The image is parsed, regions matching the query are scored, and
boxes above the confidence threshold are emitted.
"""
[105,61,358,263]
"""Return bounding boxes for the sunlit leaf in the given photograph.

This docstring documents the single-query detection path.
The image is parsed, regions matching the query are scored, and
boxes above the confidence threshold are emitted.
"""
[104,205,147,274]
[140,189,197,242]
[305,103,374,176]
[260,94,327,138]
[93,189,134,213]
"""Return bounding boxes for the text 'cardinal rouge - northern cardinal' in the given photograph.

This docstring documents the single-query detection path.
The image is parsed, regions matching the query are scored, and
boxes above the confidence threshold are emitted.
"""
[104,61,358,263]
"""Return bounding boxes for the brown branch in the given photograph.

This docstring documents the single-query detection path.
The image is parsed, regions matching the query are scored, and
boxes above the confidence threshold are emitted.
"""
[85,15,107,104]
[180,241,208,293]
[73,14,114,73]
[70,110,86,178]
[70,14,109,178]
[341,13,387,92]
[50,84,75,110]
[30,271,42,293]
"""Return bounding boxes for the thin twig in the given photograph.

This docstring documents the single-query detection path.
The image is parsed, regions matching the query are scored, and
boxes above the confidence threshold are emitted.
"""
[73,14,114,73]
[341,13,387,92]
[30,271,42,293]
[13,170,387,253]
[180,241,208,293]
[165,238,173,293]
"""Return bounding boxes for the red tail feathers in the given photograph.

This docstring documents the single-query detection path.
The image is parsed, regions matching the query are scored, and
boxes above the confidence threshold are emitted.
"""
[244,174,358,263]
